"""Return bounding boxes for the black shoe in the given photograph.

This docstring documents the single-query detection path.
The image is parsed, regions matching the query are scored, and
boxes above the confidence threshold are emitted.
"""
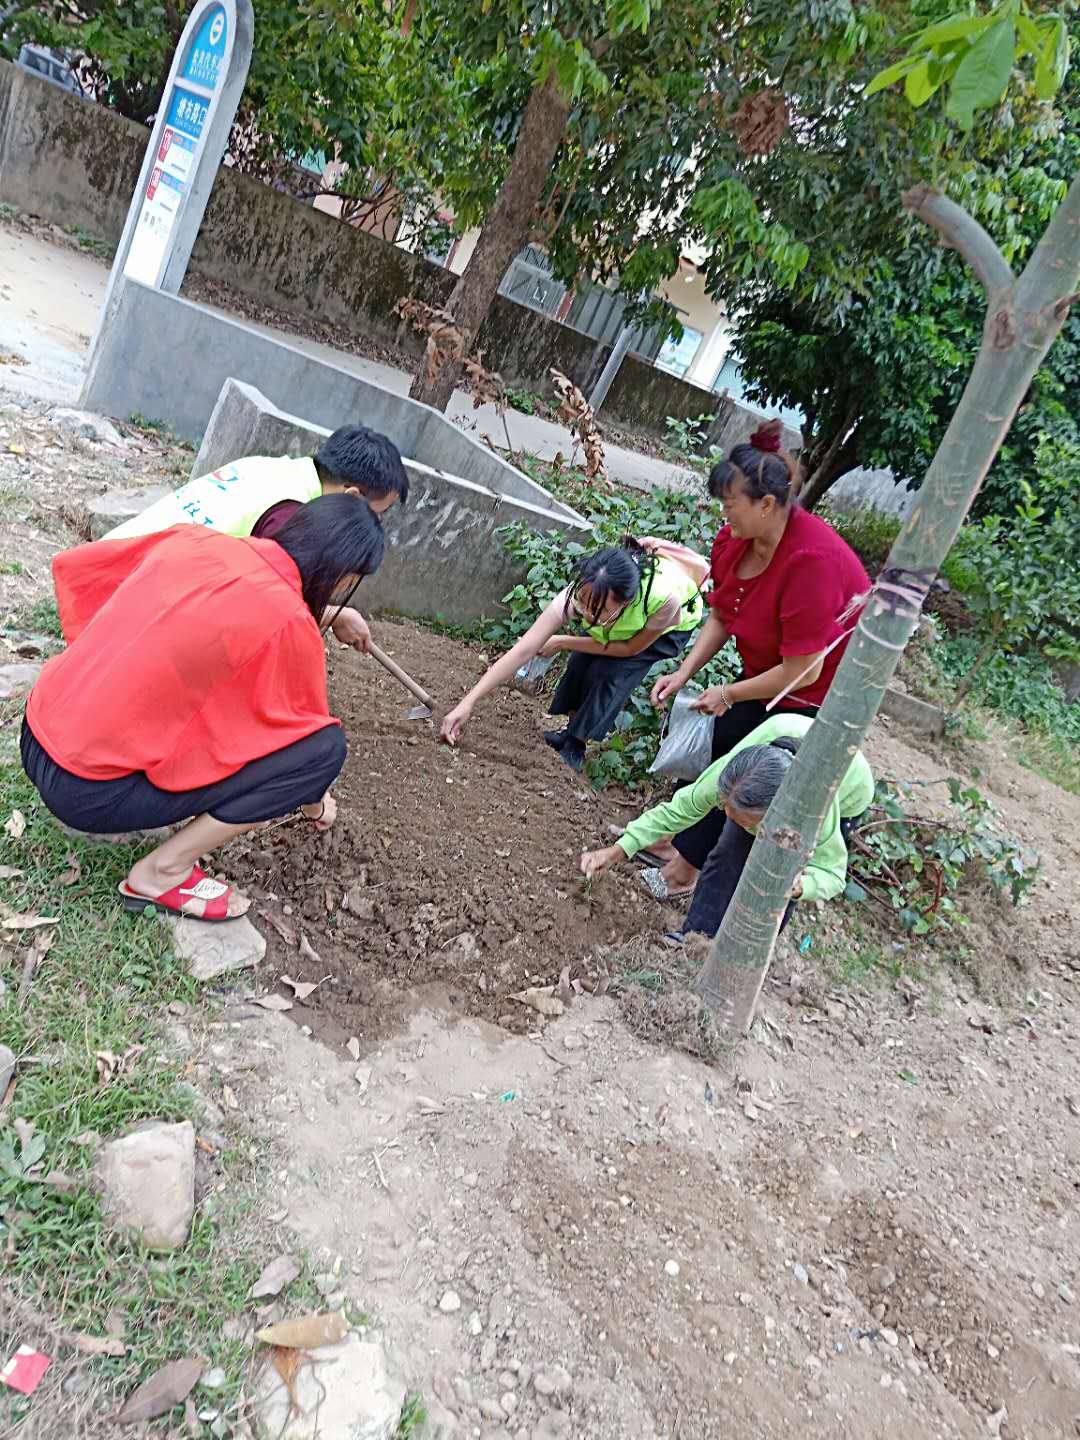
[560,739,586,772]
[543,729,568,751]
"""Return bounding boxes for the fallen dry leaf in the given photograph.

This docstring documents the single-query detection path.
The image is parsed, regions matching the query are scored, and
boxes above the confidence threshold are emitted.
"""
[251,993,292,1012]
[95,1045,145,1086]
[71,1333,127,1358]
[255,1312,348,1349]
[511,986,565,1018]
[270,1344,305,1406]
[4,811,26,840]
[296,935,322,970]
[1,903,58,931]
[257,909,298,947]
[249,1253,301,1300]
[57,854,82,887]
[222,1085,239,1111]
[282,970,318,1001]
[114,1357,203,1423]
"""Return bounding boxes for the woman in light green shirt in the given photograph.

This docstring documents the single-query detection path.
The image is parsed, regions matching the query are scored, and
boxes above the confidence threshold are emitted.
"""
[580,714,874,938]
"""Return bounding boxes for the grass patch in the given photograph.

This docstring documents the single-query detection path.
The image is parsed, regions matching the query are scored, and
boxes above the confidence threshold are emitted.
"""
[67,226,113,262]
[606,936,727,1063]
[14,597,62,640]
[0,723,259,1430]
[397,1393,429,1437]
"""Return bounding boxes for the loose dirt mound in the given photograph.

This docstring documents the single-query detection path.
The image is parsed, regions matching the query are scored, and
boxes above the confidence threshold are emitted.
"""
[225,622,665,1041]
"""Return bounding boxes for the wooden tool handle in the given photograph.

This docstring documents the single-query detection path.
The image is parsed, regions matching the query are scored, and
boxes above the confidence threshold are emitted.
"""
[368,642,434,709]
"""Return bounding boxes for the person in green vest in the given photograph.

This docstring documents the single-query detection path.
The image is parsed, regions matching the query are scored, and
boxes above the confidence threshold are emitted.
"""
[440,538,705,771]
[579,713,874,938]
[103,426,409,655]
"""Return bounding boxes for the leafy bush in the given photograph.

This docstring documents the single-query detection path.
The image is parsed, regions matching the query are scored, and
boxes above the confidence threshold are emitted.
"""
[505,386,540,416]
[944,435,1080,704]
[847,776,1039,935]
[818,503,901,571]
[938,637,1080,743]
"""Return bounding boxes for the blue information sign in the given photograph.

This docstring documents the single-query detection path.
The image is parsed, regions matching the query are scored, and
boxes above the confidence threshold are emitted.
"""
[181,5,228,88]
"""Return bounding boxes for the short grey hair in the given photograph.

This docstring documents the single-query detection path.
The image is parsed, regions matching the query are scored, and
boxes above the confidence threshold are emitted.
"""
[716,737,801,817]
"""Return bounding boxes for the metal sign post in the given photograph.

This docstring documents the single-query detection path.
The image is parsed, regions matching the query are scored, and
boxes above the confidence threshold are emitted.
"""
[88,0,253,363]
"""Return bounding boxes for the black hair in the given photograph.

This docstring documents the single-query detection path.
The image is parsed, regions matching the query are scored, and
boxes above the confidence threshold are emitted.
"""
[564,536,656,626]
[273,493,385,627]
[716,735,801,817]
[313,425,410,505]
[707,442,801,507]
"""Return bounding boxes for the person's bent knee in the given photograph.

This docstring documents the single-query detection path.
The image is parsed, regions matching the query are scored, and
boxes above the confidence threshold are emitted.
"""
[313,724,348,785]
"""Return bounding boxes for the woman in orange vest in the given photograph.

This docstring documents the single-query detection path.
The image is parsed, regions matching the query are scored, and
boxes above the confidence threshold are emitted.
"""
[21,495,383,922]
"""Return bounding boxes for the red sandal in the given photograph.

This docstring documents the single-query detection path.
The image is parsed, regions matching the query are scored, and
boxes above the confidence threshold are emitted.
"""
[119,865,238,923]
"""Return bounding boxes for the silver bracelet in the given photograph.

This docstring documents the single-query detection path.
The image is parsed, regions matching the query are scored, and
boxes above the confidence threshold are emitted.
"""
[721,682,735,709]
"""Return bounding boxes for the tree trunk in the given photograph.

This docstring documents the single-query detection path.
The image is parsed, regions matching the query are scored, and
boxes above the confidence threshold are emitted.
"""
[408,75,573,412]
[694,176,1080,1037]
[800,408,861,509]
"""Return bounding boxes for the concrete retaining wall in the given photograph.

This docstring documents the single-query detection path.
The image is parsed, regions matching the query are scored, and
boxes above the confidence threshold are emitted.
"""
[82,282,580,522]
[1,60,740,437]
[191,380,592,623]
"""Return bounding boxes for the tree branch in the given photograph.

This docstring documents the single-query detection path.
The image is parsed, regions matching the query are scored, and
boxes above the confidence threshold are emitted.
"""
[902,184,1014,295]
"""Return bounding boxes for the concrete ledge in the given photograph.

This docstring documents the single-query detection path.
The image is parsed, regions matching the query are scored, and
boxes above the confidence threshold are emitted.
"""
[190,379,593,624]
[880,688,946,739]
[81,283,580,521]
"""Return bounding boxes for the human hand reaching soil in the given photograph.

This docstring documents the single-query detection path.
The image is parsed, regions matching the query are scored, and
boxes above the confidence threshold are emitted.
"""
[580,844,625,881]
[441,702,472,745]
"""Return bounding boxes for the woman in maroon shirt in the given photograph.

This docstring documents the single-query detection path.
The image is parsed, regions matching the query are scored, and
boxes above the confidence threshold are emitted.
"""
[643,423,869,897]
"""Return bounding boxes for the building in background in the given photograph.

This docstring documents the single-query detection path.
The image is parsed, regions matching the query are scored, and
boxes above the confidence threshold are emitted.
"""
[295,151,802,427]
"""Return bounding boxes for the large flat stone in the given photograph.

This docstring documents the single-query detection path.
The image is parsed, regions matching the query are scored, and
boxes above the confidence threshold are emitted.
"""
[880,687,947,740]
[97,1120,194,1252]
[167,913,266,981]
[88,486,171,540]
[252,1336,405,1440]
[0,663,42,701]
[51,407,128,447]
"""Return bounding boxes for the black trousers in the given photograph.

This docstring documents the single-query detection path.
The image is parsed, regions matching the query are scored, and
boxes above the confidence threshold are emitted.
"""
[672,700,820,868]
[682,813,863,939]
[549,630,691,743]
[20,718,347,833]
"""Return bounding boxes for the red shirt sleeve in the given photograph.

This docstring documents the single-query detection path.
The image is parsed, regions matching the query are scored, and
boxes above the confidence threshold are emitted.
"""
[778,549,865,656]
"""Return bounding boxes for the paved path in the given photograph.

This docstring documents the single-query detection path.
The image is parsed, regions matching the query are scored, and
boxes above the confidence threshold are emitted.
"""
[0,227,698,493]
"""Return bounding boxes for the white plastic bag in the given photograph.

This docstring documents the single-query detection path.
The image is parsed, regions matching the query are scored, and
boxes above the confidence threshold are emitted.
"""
[648,686,713,781]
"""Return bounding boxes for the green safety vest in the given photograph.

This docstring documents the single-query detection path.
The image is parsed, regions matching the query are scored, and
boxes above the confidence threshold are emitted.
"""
[584,555,702,645]
[104,455,323,541]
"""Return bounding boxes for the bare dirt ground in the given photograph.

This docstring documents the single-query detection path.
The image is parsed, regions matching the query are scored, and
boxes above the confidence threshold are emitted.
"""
[4,394,1080,1440]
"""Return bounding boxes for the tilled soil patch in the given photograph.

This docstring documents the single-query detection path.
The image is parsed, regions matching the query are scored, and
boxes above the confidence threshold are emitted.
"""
[225,621,665,1042]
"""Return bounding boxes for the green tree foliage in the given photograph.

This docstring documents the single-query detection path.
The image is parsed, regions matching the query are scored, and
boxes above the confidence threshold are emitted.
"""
[727,27,1080,512]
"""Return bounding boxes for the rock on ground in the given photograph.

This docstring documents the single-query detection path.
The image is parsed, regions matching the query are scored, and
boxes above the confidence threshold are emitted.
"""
[168,913,266,982]
[0,1044,14,1095]
[50,408,128,446]
[251,1336,405,1440]
[0,663,42,701]
[97,1119,195,1252]
[88,486,171,540]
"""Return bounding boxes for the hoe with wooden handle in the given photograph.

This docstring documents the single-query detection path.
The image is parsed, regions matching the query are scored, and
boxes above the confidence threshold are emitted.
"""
[367,641,434,720]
